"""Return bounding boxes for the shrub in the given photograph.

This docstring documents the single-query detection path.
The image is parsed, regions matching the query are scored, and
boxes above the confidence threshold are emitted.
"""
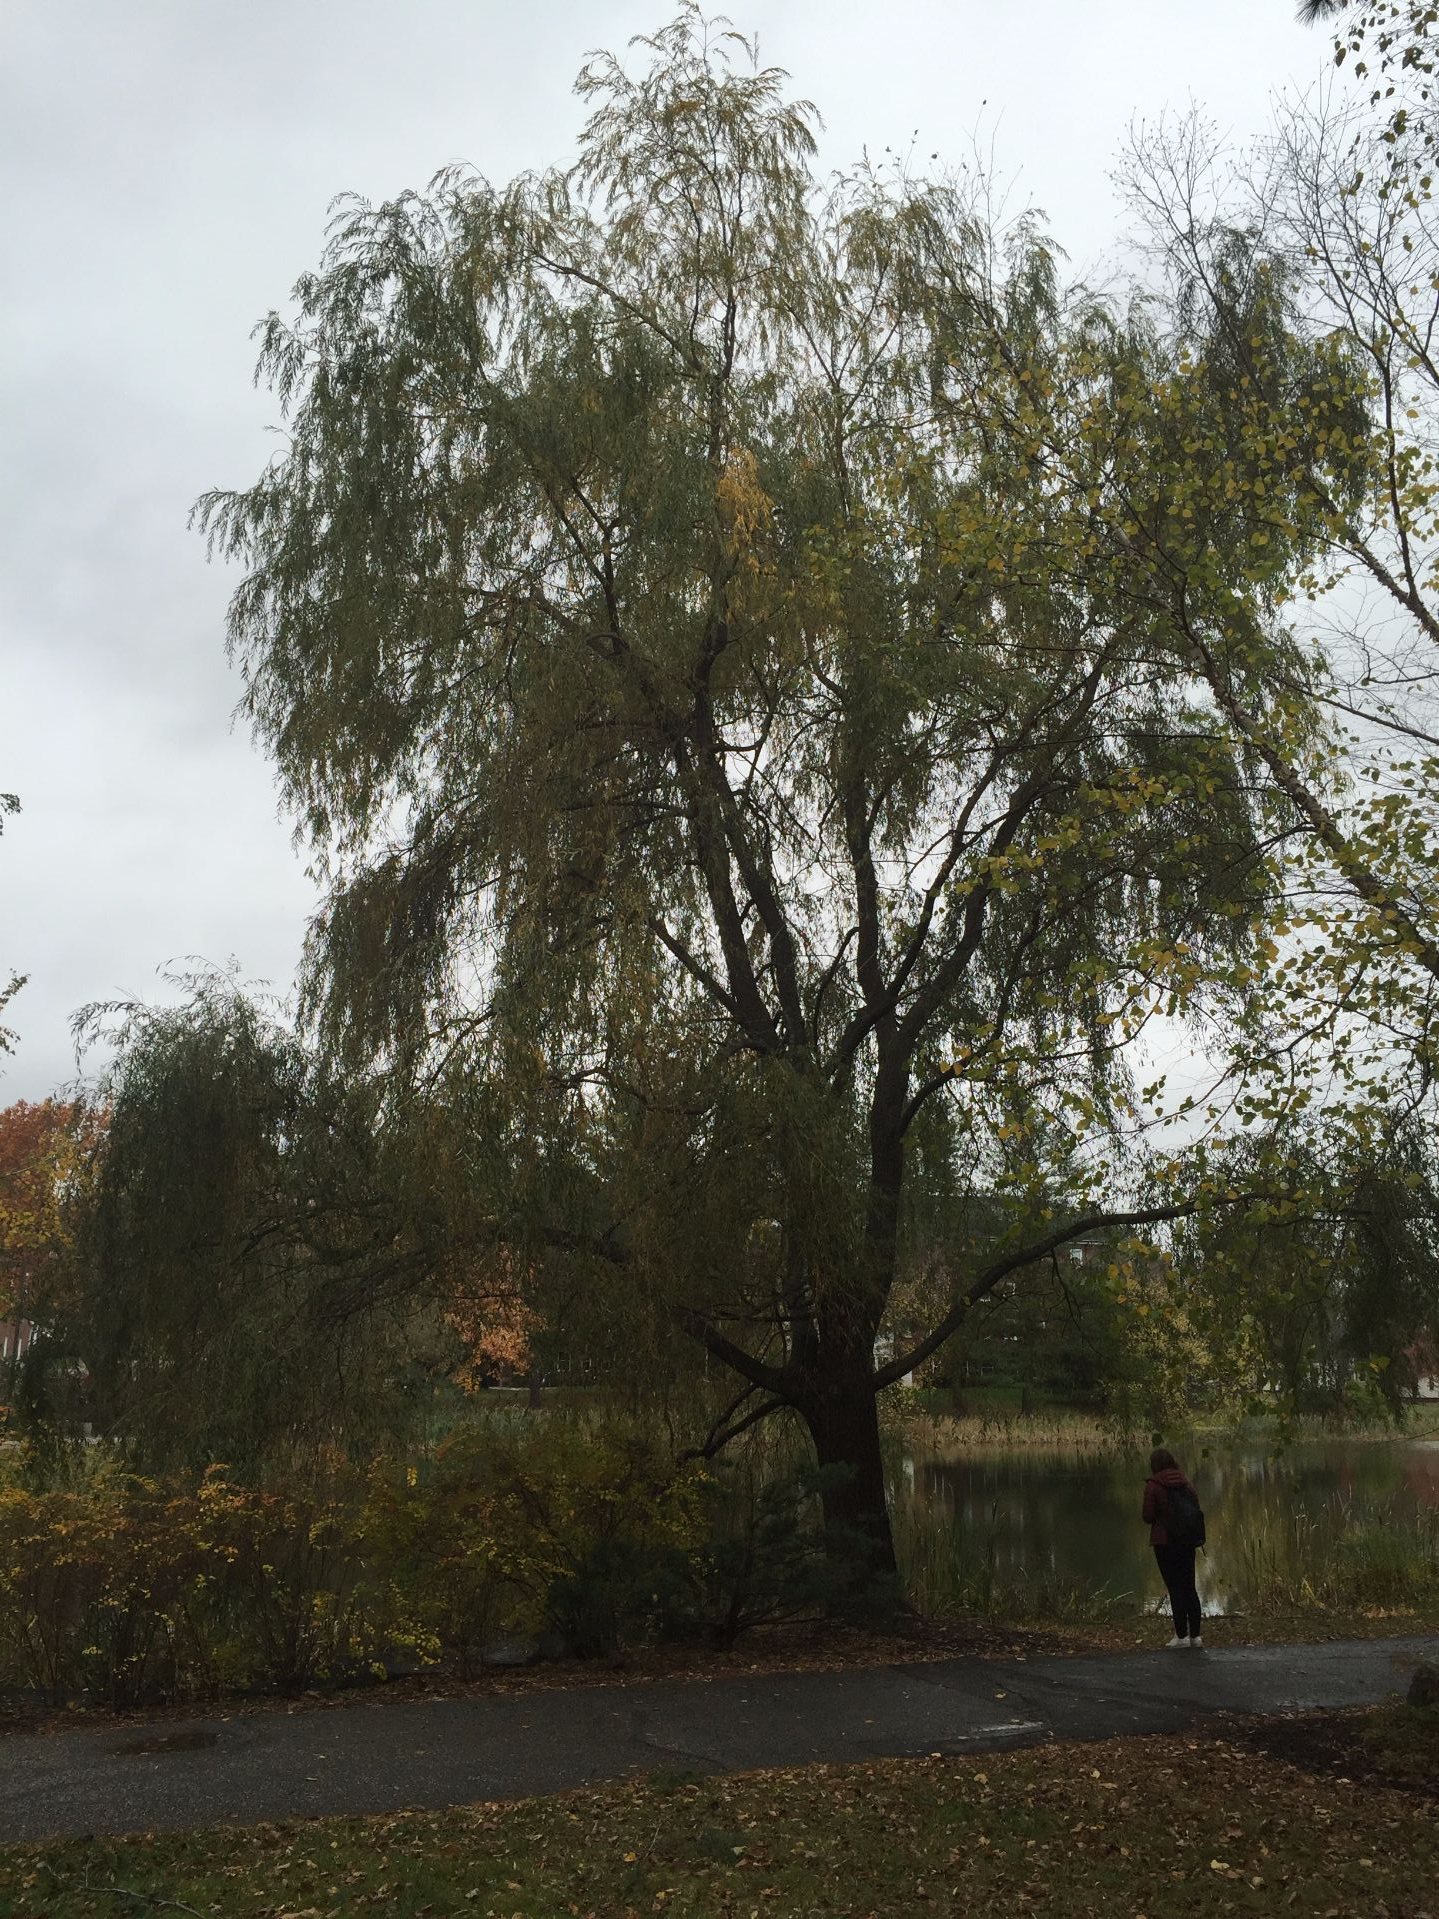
[487,1422,708,1658]
[0,1457,390,1704]
[365,1419,711,1664]
[362,1437,554,1676]
[183,1467,385,1694]
[690,1462,901,1645]
[0,1418,912,1705]
[0,1461,199,1707]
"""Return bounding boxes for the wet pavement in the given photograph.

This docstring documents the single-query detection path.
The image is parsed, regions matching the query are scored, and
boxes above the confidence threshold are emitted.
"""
[0,1634,1433,1842]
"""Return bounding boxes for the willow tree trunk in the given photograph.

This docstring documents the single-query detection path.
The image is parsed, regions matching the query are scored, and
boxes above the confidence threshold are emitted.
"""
[797,1350,898,1580]
[792,1081,905,1583]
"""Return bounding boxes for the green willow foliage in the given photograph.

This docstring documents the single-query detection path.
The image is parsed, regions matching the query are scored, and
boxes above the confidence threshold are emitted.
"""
[46,972,456,1466]
[196,10,1372,1559]
[1175,1115,1439,1415]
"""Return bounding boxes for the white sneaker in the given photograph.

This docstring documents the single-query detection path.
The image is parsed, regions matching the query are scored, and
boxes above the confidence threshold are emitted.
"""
[1188,1636,1204,1649]
[1166,1635,1188,1648]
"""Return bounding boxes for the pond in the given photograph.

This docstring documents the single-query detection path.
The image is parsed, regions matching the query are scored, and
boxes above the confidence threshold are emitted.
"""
[893,1432,1439,1617]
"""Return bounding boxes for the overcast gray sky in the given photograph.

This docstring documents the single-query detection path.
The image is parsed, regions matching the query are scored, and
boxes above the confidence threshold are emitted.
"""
[1,0,1329,1102]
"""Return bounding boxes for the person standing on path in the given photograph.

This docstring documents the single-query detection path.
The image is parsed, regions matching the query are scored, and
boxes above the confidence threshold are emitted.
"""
[1143,1446,1205,1648]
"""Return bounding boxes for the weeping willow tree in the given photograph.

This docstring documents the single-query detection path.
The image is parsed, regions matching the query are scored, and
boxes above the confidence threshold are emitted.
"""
[39,973,469,1466]
[197,9,1363,1564]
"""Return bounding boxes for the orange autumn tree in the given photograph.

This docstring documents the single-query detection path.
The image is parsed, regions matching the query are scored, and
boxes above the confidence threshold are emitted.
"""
[445,1249,542,1390]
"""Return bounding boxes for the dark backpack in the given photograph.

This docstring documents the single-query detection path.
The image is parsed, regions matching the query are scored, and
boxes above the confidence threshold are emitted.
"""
[1164,1483,1206,1549]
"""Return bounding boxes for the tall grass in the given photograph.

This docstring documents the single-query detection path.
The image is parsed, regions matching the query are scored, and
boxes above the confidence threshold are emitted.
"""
[898,1408,1131,1456]
[891,1495,1138,1624]
[897,1491,1439,1626]
[1232,1498,1439,1615]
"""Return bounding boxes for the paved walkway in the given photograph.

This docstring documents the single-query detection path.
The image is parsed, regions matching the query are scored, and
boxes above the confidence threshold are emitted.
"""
[0,1635,1433,1843]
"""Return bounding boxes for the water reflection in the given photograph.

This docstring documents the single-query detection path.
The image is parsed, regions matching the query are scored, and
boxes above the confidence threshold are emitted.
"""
[893,1436,1439,1615]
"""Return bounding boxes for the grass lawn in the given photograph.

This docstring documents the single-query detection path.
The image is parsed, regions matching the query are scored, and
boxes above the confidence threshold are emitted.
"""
[2,1709,1434,1919]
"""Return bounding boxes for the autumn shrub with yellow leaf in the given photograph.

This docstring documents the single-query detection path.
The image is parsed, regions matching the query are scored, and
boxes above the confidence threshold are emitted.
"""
[364,1419,711,1669]
[0,1454,390,1707]
[0,1423,719,1708]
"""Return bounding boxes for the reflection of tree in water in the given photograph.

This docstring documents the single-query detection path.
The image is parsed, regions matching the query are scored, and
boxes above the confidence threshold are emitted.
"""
[894,1439,1437,1615]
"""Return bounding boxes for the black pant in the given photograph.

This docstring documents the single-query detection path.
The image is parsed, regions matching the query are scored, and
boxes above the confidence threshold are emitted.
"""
[1154,1543,1202,1639]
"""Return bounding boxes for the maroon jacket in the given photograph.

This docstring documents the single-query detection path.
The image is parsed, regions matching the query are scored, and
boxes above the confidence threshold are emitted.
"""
[1142,1467,1196,1547]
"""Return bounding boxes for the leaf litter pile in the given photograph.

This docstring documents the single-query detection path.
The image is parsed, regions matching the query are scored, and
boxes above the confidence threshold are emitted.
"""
[1,1718,1435,1918]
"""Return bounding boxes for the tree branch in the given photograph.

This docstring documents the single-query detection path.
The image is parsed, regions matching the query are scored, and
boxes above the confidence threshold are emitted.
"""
[875,1198,1219,1389]
[676,1304,790,1396]
[649,917,745,1022]
[678,1391,790,1461]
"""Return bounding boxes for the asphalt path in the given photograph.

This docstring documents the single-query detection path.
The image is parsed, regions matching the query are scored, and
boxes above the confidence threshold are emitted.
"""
[0,1635,1433,1843]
